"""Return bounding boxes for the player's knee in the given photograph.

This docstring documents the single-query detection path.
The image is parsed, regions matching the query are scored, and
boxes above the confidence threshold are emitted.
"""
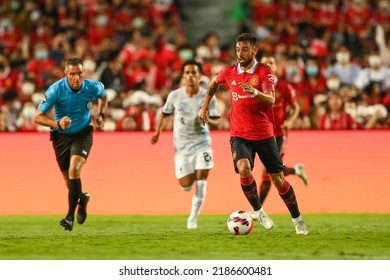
[237,162,251,177]
[238,167,251,177]
[68,168,81,179]
[271,173,285,187]
[236,159,252,177]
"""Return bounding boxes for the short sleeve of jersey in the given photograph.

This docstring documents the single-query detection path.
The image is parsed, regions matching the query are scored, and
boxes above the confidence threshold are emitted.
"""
[95,81,105,98]
[162,90,175,115]
[38,84,58,114]
[260,64,276,92]
[86,79,105,98]
[215,66,228,84]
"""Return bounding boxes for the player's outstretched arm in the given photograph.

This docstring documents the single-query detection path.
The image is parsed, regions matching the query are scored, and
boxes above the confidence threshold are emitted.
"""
[151,112,166,144]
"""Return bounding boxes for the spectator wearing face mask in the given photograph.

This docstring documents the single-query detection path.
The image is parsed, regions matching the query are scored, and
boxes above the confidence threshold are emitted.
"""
[18,101,38,132]
[25,41,58,90]
[0,14,23,53]
[282,55,305,113]
[318,91,358,130]
[354,50,390,105]
[87,12,117,55]
[325,46,361,87]
[301,57,327,115]
[325,72,342,93]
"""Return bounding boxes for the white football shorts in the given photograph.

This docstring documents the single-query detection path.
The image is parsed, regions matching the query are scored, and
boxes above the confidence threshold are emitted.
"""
[174,149,214,179]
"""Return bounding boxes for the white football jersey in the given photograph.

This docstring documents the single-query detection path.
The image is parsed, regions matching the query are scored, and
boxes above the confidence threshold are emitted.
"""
[162,87,220,154]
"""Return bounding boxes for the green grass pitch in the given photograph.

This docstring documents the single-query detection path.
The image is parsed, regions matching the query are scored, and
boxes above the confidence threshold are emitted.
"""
[0,214,389,260]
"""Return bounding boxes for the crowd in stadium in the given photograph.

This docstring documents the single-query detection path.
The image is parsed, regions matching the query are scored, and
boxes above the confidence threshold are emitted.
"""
[0,0,390,132]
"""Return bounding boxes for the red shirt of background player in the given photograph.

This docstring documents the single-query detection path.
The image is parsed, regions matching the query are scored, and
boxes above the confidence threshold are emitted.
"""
[272,78,297,137]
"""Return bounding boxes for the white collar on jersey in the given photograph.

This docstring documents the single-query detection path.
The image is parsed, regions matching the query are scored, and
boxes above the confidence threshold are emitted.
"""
[238,60,259,74]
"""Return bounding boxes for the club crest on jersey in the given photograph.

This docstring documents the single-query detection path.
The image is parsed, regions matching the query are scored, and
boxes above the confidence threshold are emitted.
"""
[249,77,259,87]
[86,101,92,109]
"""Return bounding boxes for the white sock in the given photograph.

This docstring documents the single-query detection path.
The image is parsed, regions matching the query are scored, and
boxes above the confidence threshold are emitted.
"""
[188,180,207,220]
[254,207,265,218]
[292,215,303,225]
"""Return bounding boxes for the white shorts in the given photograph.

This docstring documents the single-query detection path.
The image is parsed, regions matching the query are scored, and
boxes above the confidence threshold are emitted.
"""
[174,149,214,179]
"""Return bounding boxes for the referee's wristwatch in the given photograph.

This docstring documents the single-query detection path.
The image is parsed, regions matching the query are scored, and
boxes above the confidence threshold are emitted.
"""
[57,120,63,131]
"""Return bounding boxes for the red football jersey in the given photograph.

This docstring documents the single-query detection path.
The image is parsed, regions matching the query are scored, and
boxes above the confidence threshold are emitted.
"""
[273,78,297,137]
[216,61,275,140]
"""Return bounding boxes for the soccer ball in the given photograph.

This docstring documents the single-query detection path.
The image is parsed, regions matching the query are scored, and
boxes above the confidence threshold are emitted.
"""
[227,210,254,235]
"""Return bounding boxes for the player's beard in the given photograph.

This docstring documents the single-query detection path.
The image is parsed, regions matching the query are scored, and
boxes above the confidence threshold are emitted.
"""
[239,57,253,68]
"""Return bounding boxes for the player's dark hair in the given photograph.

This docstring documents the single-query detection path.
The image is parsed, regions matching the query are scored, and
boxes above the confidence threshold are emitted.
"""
[181,59,203,75]
[66,57,84,68]
[236,33,257,46]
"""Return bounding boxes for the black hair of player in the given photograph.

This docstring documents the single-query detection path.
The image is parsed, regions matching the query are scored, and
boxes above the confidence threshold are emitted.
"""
[181,59,203,75]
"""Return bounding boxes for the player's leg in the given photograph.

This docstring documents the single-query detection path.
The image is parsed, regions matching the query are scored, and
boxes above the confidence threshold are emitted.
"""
[68,155,87,224]
[231,137,273,230]
[256,135,286,206]
[176,153,196,191]
[270,172,308,235]
[277,135,308,185]
[259,171,272,205]
[52,131,75,231]
[186,150,214,229]
[261,137,308,235]
[175,153,198,229]
[185,169,209,229]
[70,126,93,225]
[293,164,308,186]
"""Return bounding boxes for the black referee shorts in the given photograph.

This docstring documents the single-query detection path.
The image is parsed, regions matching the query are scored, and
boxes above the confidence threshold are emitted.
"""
[51,125,93,172]
[230,136,284,174]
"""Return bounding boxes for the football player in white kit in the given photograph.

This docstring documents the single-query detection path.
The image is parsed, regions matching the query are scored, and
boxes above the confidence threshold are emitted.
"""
[151,59,220,229]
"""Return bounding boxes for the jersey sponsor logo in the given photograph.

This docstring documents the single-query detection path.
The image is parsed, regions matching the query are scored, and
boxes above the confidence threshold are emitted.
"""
[249,77,259,87]
[232,91,257,101]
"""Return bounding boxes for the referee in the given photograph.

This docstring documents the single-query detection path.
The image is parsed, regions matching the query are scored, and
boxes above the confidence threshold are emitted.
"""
[34,57,108,231]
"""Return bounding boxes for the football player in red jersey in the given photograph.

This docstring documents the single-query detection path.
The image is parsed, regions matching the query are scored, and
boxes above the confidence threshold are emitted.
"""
[198,33,308,235]
[257,55,308,207]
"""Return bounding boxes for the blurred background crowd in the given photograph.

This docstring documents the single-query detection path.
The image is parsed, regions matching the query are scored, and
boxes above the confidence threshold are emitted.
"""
[0,0,390,132]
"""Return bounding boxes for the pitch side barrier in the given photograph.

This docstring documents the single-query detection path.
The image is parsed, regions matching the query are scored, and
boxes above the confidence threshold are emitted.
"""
[0,130,389,214]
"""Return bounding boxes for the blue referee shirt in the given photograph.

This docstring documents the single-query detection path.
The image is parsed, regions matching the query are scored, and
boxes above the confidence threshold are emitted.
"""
[38,77,105,134]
